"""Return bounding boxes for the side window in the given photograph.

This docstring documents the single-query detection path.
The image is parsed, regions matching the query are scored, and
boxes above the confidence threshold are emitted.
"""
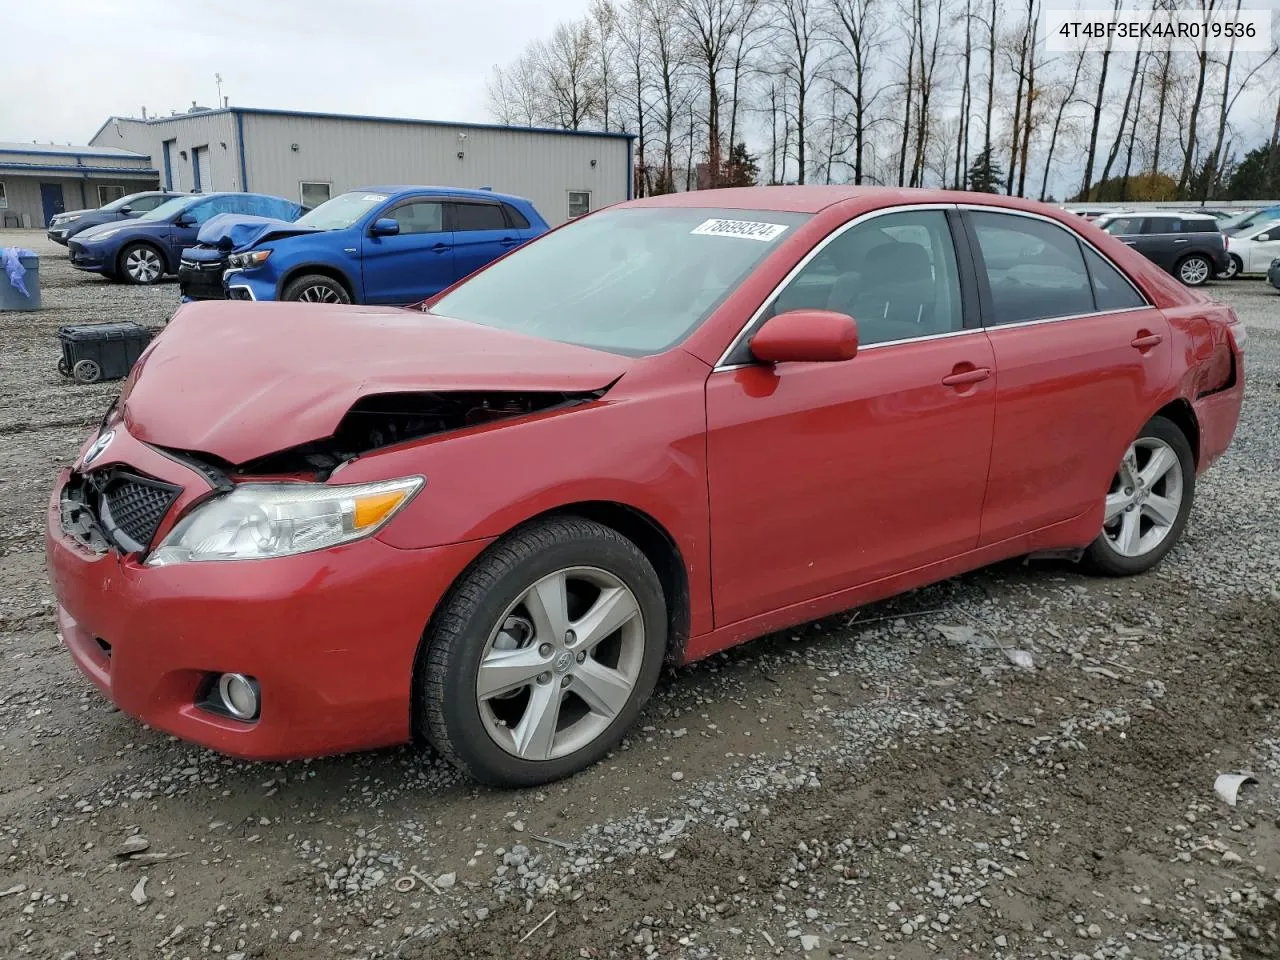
[1145,217,1180,234]
[452,202,507,232]
[503,203,531,229]
[771,210,964,347]
[969,211,1095,325]
[1103,217,1144,236]
[388,201,444,235]
[187,200,218,225]
[1082,246,1147,311]
[131,195,167,212]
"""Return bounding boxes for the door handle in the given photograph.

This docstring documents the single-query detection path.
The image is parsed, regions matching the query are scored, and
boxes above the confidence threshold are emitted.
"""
[430,243,450,254]
[1131,333,1163,350]
[1173,238,1189,243]
[1122,240,1138,246]
[500,236,521,246]
[941,366,991,387]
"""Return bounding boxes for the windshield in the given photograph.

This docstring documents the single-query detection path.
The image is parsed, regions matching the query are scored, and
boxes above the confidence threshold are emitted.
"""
[430,207,810,356]
[101,192,149,213]
[1224,209,1280,236]
[140,196,195,221]
[295,192,390,230]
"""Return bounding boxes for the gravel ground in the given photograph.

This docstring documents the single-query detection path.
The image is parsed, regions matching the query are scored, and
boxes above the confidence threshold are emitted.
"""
[2,228,1279,960]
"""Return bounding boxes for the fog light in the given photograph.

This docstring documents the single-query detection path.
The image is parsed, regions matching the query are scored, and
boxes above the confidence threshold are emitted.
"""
[216,673,260,720]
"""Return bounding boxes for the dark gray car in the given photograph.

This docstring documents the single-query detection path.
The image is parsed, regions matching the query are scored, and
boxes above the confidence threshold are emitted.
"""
[47,191,178,246]
[1098,213,1228,286]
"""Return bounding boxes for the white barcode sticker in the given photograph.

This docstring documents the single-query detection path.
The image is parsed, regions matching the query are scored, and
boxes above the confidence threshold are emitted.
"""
[691,218,789,242]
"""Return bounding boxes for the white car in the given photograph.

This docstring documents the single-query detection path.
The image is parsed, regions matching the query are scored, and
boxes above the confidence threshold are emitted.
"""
[1221,218,1280,279]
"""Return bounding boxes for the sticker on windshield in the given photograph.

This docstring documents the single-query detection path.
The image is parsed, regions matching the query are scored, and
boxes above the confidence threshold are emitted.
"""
[691,218,789,242]
[359,194,389,201]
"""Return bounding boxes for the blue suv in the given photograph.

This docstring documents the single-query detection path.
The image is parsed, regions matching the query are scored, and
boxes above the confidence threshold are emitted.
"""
[68,193,305,285]
[213,186,548,304]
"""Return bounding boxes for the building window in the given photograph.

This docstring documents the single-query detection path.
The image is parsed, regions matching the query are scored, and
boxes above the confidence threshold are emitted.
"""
[301,182,332,209]
[568,190,591,219]
[97,184,126,206]
[0,181,7,210]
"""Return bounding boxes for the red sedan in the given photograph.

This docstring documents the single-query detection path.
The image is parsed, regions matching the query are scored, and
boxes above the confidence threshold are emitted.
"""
[46,187,1245,786]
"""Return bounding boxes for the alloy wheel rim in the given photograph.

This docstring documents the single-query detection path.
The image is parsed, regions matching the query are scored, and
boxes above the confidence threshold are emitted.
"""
[1102,437,1184,558]
[1223,258,1239,278]
[1180,258,1209,284]
[299,285,341,303]
[127,249,161,282]
[476,566,645,762]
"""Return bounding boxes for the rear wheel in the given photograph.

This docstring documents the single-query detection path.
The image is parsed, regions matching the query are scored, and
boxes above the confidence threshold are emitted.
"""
[419,517,666,787]
[281,274,350,304]
[1218,254,1242,280]
[119,243,165,285]
[1176,254,1212,286]
[1084,416,1195,576]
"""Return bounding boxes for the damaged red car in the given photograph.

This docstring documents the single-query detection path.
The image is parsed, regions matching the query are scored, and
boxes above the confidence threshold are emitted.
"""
[47,187,1245,786]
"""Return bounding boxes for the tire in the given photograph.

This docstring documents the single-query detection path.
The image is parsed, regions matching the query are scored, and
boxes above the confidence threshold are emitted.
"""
[119,243,166,285]
[57,358,70,377]
[1084,415,1196,577]
[419,516,667,787]
[1218,254,1242,280]
[72,359,102,384]
[281,274,351,304]
[1176,254,1213,287]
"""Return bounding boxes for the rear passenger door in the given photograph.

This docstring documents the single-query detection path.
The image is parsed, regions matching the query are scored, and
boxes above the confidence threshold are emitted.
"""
[360,199,453,304]
[1138,216,1186,270]
[964,209,1172,547]
[448,200,524,282]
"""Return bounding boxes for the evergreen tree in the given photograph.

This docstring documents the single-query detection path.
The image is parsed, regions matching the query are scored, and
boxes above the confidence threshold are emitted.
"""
[965,146,1003,193]
[721,142,759,188]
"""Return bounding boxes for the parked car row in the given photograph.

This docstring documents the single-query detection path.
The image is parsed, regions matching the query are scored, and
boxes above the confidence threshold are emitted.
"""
[47,190,179,244]
[1092,211,1229,286]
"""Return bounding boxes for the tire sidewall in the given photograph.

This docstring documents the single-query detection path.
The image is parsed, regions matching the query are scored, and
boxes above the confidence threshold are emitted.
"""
[1087,416,1196,576]
[427,527,667,787]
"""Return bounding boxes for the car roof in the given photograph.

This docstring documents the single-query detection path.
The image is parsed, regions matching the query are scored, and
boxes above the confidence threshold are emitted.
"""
[357,185,530,204]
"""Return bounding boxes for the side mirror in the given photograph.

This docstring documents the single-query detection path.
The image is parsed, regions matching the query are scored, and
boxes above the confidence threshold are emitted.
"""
[1257,233,1272,242]
[370,217,400,237]
[749,309,859,364]
[120,205,134,216]
[174,212,196,227]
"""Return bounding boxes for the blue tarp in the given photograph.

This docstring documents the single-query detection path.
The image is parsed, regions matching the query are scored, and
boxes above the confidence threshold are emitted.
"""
[3,248,37,298]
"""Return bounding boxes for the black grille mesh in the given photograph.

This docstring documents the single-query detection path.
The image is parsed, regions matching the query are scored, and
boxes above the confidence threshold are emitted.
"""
[101,477,178,548]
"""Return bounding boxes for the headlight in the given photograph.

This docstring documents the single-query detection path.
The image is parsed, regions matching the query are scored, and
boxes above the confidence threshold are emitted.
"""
[84,227,122,242]
[145,477,423,566]
[52,214,81,226]
[230,249,272,269]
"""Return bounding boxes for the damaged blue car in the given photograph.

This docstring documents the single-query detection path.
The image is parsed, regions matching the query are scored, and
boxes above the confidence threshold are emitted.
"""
[178,186,548,305]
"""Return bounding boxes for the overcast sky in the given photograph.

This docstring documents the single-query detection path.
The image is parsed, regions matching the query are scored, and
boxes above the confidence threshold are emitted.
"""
[7,0,593,144]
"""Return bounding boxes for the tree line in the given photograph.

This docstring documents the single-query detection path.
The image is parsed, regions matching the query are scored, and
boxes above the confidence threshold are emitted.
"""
[487,0,1280,201]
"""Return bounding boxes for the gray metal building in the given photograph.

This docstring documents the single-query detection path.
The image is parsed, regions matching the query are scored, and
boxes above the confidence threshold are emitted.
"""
[90,107,634,225]
[0,142,159,228]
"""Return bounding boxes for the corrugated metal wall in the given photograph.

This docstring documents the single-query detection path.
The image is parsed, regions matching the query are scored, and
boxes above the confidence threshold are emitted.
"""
[240,114,629,224]
[0,174,159,226]
[88,110,631,224]
[91,113,243,192]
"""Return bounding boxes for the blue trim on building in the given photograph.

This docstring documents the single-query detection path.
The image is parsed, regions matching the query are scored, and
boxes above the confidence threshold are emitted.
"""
[626,138,634,200]
[89,107,637,143]
[0,161,159,176]
[0,146,148,160]
[234,110,249,190]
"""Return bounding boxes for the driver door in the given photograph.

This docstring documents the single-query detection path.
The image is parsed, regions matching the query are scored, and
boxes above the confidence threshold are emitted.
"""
[361,199,455,304]
[704,208,996,627]
[1245,229,1280,273]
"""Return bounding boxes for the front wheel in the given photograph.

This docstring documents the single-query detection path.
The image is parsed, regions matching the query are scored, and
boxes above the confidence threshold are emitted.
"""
[419,517,667,787]
[1176,254,1213,287]
[281,274,351,304]
[119,243,165,285]
[1084,416,1195,576]
[1218,254,1242,280]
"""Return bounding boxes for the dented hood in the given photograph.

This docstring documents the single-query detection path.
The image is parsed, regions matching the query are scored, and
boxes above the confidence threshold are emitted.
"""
[121,301,631,464]
[195,213,321,250]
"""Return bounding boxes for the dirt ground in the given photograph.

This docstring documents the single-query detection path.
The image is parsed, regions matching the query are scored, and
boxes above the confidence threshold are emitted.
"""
[1,229,1278,960]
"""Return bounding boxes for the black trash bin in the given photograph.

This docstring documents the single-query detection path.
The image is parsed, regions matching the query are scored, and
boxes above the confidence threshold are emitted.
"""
[57,323,156,384]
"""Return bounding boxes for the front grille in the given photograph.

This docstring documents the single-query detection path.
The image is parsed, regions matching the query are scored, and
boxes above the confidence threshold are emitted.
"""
[101,477,179,548]
[228,287,254,301]
[60,468,182,554]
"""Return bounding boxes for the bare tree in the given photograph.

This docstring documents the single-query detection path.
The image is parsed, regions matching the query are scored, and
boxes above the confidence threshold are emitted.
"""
[952,0,973,188]
[617,0,654,195]
[896,9,917,186]
[1176,0,1221,194]
[1014,0,1039,197]
[910,0,947,187]
[1148,44,1175,176]
[824,0,888,184]
[726,0,767,161]
[1097,35,1146,191]
[675,0,740,186]
[772,0,827,184]
[1079,0,1122,198]
[589,0,620,130]
[538,21,601,130]
[486,55,544,126]
[1038,45,1086,201]
[649,0,686,190]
